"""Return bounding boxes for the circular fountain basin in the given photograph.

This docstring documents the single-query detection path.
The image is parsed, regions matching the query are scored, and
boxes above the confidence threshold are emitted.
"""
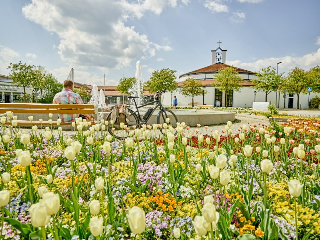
[145,109,235,127]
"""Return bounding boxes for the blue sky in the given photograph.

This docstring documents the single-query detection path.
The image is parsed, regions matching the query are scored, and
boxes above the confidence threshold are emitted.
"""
[0,0,319,86]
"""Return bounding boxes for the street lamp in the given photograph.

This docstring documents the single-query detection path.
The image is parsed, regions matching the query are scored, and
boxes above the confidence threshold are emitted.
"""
[254,90,257,102]
[276,62,282,108]
[202,86,206,105]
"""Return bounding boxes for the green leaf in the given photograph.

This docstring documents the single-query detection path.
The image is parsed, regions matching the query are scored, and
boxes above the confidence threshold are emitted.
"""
[227,199,239,226]
[4,218,31,237]
[237,201,251,220]
[29,230,42,240]
[217,215,230,240]
[237,234,256,240]
[302,229,312,240]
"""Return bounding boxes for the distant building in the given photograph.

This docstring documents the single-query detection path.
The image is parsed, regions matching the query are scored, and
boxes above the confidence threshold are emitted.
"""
[162,44,317,109]
[0,74,32,103]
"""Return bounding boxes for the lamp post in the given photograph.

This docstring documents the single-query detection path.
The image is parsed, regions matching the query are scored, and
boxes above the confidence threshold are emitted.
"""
[276,62,282,108]
[254,90,257,102]
[202,86,206,105]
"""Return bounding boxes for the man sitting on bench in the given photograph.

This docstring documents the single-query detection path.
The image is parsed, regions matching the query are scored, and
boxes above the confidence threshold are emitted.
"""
[53,80,89,122]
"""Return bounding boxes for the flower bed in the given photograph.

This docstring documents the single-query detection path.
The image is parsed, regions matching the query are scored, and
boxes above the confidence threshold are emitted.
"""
[0,113,319,239]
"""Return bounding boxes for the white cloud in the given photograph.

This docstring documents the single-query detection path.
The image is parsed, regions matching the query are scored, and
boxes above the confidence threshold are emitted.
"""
[226,48,320,74]
[147,68,155,73]
[26,53,37,59]
[237,0,263,3]
[316,37,320,45]
[157,58,165,61]
[204,0,229,13]
[181,0,190,5]
[22,0,172,71]
[0,45,20,75]
[230,11,246,23]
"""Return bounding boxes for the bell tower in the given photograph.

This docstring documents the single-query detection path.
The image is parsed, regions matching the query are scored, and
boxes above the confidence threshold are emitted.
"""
[211,40,227,64]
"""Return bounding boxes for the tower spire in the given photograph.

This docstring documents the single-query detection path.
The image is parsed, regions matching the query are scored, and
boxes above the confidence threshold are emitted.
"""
[217,40,222,48]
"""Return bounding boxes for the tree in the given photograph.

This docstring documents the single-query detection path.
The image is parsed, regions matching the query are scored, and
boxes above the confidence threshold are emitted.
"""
[212,67,243,107]
[181,78,204,107]
[39,74,63,103]
[284,67,312,109]
[7,62,34,102]
[116,77,136,95]
[144,68,178,93]
[74,86,91,103]
[309,66,320,93]
[251,66,283,102]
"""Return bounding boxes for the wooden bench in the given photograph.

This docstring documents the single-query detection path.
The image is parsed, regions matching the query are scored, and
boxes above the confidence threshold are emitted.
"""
[0,103,97,126]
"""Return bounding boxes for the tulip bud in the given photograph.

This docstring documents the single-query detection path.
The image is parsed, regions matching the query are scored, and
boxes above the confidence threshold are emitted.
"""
[239,133,245,140]
[32,126,38,132]
[206,137,211,145]
[261,159,273,173]
[28,116,34,121]
[216,154,227,169]
[182,137,187,145]
[168,142,174,151]
[169,154,175,163]
[11,120,17,127]
[49,113,53,119]
[125,138,134,148]
[193,216,207,236]
[48,119,52,125]
[38,186,48,198]
[6,111,12,118]
[0,190,10,207]
[57,119,61,126]
[46,174,53,184]
[243,145,253,157]
[280,138,285,145]
[196,164,202,172]
[127,206,146,234]
[228,155,237,167]
[89,200,100,215]
[297,150,305,159]
[58,127,62,132]
[274,145,280,153]
[293,147,298,156]
[262,150,268,158]
[256,147,261,153]
[87,136,94,145]
[44,131,52,140]
[39,119,43,124]
[72,141,82,153]
[315,145,320,153]
[234,137,239,143]
[103,142,111,153]
[95,177,104,191]
[288,179,303,197]
[167,133,175,143]
[198,135,203,143]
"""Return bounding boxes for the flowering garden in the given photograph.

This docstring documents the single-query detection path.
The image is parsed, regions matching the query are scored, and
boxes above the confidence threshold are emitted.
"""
[0,113,319,239]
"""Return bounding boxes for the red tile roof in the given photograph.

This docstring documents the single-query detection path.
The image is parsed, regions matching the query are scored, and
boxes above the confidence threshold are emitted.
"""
[178,79,255,87]
[179,63,254,78]
[0,74,10,78]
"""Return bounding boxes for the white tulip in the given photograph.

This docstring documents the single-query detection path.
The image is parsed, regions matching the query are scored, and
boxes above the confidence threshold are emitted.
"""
[198,135,204,143]
[46,174,53,184]
[182,137,188,145]
[173,227,180,238]
[228,155,237,167]
[288,179,303,197]
[89,200,100,215]
[0,190,9,207]
[208,165,219,179]
[44,131,52,140]
[280,138,286,145]
[38,186,48,198]
[39,119,43,124]
[29,203,50,227]
[166,118,170,124]
[106,135,113,142]
[220,170,231,186]
[168,142,174,151]
[195,164,202,172]
[298,144,304,151]
[2,135,10,143]
[20,134,30,145]
[260,159,273,174]
[127,206,146,234]
[11,120,17,127]
[94,124,100,131]
[49,113,53,119]
[216,154,227,169]
[143,130,150,138]
[206,137,211,145]
[259,128,265,134]
[57,119,61,126]
[1,172,10,184]
[89,217,104,236]
[234,137,239,143]
[125,138,134,148]
[193,216,207,236]
[48,119,52,125]
[256,147,261,153]
[202,203,219,223]
[271,136,276,143]
[212,130,219,140]
[170,154,175,163]
[16,149,23,157]
[0,117,6,125]
[58,127,62,132]
[293,147,298,156]
[262,150,268,158]
[41,192,60,215]
[204,195,214,205]
[66,138,73,145]
[297,150,305,159]
[64,146,76,160]
[101,125,105,131]
[103,142,111,153]
[135,129,141,138]
[18,151,32,167]
[243,145,253,157]
[274,145,280,153]
[239,133,245,140]
[32,126,38,132]
[6,111,12,118]
[87,137,94,145]
[28,116,33,121]
[71,141,82,153]
[315,145,320,154]
[167,133,175,143]
[95,177,104,191]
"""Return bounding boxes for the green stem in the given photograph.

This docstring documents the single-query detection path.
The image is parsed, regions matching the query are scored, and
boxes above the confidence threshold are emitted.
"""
[1,207,4,239]
[211,222,215,240]
[53,217,59,240]
[263,173,267,207]
[41,227,46,240]
[26,166,33,203]
[294,199,298,240]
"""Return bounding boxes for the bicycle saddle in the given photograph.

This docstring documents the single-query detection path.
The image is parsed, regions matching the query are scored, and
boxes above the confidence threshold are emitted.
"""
[128,96,139,98]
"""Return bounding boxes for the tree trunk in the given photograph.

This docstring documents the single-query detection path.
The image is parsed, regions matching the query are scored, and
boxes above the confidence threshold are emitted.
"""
[225,91,227,107]
[192,95,194,107]
[297,93,300,109]
[23,86,26,103]
[265,91,268,102]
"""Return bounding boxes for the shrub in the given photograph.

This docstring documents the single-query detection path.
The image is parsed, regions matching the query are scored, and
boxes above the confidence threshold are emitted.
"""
[309,96,320,109]
[268,104,278,115]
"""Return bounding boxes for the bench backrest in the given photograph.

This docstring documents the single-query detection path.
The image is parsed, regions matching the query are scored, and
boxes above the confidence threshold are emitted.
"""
[0,103,96,114]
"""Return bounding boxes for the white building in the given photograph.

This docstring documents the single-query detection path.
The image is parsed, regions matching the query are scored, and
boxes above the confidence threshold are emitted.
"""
[162,45,318,109]
[0,74,32,103]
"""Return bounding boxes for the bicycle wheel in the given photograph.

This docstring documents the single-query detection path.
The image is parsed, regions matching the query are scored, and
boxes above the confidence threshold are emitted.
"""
[106,107,139,139]
[157,109,178,129]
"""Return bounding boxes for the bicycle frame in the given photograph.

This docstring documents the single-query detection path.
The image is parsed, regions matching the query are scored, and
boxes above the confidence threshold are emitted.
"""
[129,97,165,123]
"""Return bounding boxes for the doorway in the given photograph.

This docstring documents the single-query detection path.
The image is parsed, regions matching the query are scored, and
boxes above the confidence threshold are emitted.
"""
[214,89,222,107]
[288,94,294,108]
[5,93,11,103]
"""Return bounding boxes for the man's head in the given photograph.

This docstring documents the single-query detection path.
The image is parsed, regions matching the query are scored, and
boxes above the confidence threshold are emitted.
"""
[64,80,74,90]
[174,96,176,98]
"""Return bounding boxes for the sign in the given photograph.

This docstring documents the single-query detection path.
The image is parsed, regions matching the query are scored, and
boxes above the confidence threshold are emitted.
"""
[307,87,312,92]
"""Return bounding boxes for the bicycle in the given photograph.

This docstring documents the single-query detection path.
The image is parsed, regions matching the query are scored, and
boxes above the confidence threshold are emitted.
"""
[106,91,178,139]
